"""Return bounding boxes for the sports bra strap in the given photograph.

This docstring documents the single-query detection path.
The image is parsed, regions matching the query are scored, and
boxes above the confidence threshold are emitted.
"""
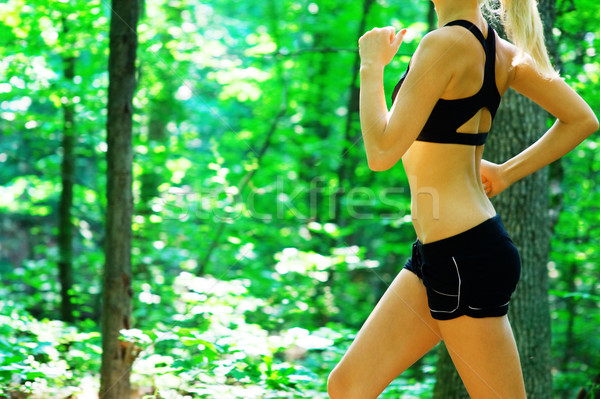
[390,19,501,147]
[444,19,497,101]
[418,132,488,146]
[444,20,488,48]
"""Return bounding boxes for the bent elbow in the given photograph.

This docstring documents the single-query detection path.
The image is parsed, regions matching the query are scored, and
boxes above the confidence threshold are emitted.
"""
[563,112,599,140]
[364,141,405,171]
[586,113,599,136]
[577,108,600,137]
[367,155,395,171]
[368,161,392,171]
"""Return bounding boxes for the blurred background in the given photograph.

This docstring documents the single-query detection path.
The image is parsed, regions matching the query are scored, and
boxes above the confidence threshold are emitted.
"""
[0,0,598,397]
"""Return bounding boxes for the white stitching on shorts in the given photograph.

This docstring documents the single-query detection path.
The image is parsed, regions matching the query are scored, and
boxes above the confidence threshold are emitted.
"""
[430,257,461,314]
[431,288,458,297]
[468,300,510,311]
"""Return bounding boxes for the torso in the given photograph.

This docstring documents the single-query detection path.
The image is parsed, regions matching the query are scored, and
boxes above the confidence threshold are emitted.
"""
[401,22,517,243]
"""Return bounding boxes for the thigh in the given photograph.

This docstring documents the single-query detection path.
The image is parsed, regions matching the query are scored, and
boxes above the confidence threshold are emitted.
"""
[437,315,526,399]
[329,269,442,399]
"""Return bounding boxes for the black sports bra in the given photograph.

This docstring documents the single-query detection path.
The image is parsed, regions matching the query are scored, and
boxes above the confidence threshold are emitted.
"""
[391,20,502,146]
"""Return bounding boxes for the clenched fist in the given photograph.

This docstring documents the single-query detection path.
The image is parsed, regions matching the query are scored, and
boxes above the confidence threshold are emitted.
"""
[480,159,509,198]
[358,27,407,67]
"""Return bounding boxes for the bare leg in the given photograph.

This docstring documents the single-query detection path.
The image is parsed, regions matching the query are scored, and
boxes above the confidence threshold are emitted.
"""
[437,315,527,398]
[328,269,441,399]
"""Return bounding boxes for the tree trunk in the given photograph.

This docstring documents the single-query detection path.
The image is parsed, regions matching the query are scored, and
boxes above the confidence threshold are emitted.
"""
[560,262,578,370]
[99,0,139,397]
[139,109,167,213]
[335,0,375,234]
[58,20,76,322]
[488,89,553,398]
[434,1,555,397]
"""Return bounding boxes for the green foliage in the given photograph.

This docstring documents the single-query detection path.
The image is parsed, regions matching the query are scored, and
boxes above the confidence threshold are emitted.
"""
[126,271,435,398]
[546,5,600,388]
[0,0,598,397]
[0,301,101,397]
[128,272,344,397]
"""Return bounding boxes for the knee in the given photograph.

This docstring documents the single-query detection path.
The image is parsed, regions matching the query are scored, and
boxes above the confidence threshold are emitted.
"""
[327,366,361,399]
[327,369,344,399]
[327,368,344,399]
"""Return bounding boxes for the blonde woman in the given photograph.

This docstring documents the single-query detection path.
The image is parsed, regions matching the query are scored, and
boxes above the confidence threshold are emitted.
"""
[327,0,598,397]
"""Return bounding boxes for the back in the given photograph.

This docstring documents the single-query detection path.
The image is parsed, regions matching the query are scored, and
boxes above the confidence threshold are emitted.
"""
[392,20,502,145]
[400,22,518,243]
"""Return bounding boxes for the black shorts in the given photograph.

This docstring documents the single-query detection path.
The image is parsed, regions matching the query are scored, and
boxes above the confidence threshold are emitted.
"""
[404,215,521,320]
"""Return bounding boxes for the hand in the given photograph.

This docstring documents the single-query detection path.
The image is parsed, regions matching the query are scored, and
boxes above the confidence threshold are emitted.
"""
[358,27,407,68]
[480,159,509,198]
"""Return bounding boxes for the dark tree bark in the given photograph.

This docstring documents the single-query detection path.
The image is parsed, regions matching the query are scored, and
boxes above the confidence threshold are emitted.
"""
[139,107,168,213]
[434,1,555,397]
[99,0,140,397]
[58,19,76,322]
[488,89,553,398]
[335,0,375,233]
[560,261,578,370]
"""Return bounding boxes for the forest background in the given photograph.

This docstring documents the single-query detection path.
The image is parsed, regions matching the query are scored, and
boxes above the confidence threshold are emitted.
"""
[0,0,598,398]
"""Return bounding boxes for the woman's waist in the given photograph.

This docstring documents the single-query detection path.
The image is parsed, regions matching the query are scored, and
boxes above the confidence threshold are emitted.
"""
[407,178,491,214]
[410,190,496,244]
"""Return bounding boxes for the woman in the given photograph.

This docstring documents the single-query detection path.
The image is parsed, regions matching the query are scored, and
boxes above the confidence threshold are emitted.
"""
[327,0,598,397]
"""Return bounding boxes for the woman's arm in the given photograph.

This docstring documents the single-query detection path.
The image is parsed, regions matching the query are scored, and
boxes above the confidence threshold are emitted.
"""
[358,27,456,171]
[481,56,599,197]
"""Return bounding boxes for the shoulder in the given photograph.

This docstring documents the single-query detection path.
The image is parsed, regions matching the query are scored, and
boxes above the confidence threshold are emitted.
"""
[495,35,520,69]
[409,28,466,74]
[413,26,483,69]
[417,27,468,56]
[494,35,556,85]
[396,29,459,97]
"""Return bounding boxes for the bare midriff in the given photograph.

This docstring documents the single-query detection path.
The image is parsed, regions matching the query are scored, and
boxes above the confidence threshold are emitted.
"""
[402,140,496,244]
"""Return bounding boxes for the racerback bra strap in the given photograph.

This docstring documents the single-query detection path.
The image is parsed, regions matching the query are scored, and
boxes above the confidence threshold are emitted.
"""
[390,19,502,146]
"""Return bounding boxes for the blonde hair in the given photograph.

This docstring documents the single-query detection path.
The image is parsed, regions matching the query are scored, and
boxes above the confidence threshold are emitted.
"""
[481,0,559,79]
